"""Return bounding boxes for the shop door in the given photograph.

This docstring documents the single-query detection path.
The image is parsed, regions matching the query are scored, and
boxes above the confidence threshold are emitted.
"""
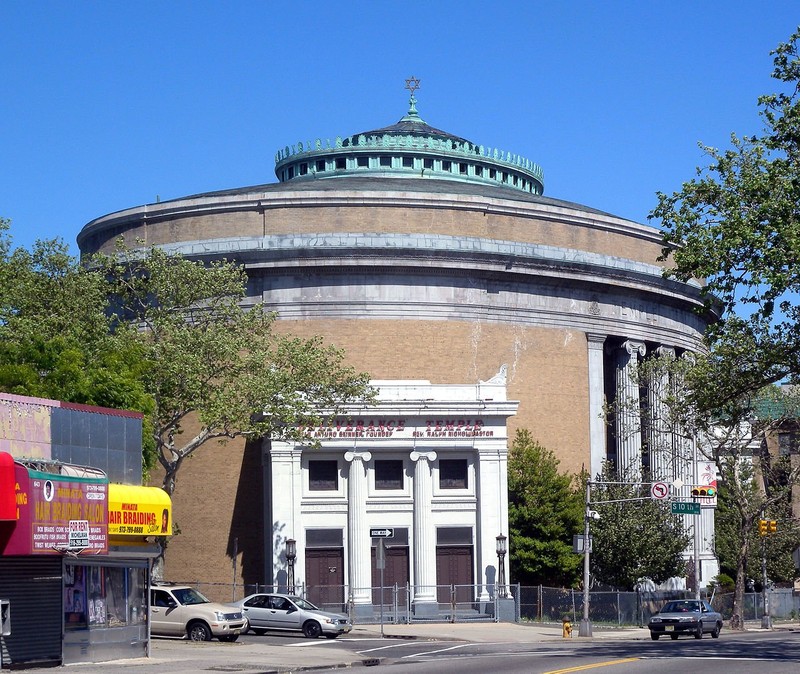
[371,546,409,606]
[304,548,344,609]
[436,546,474,605]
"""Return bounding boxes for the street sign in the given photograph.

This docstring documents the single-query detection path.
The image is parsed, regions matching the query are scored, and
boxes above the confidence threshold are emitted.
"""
[68,519,90,548]
[572,534,592,553]
[671,501,701,515]
[650,482,669,500]
[370,528,394,538]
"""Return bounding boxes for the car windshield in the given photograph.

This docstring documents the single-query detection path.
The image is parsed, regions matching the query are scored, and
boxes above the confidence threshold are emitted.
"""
[173,588,211,605]
[289,597,319,611]
[662,601,700,613]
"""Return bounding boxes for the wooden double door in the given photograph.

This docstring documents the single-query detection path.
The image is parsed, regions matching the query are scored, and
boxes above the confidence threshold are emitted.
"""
[305,545,474,607]
[436,546,474,604]
[305,548,345,607]
[371,545,409,606]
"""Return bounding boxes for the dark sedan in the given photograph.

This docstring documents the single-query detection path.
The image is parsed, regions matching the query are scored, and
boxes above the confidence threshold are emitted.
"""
[648,599,723,640]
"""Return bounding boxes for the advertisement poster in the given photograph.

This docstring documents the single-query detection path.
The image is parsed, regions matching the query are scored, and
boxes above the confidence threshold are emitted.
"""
[2,465,108,555]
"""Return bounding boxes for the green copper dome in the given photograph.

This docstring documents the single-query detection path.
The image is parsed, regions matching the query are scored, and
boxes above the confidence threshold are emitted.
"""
[274,83,544,195]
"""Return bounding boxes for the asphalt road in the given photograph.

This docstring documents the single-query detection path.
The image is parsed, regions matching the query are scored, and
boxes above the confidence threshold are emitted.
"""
[298,629,800,673]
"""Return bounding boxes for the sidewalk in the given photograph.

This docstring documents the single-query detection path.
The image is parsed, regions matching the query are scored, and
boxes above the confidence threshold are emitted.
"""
[21,620,798,673]
[20,621,647,674]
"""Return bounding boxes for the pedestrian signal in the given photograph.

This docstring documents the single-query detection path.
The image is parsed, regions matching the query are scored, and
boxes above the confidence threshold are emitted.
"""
[691,486,716,497]
[768,520,778,533]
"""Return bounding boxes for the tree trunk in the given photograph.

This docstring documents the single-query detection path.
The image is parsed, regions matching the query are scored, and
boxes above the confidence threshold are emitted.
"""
[732,538,750,630]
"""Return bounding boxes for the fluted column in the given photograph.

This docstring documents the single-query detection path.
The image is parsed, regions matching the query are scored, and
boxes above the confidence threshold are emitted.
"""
[613,340,645,479]
[647,346,675,481]
[674,352,697,487]
[587,334,607,480]
[410,450,438,610]
[344,450,372,606]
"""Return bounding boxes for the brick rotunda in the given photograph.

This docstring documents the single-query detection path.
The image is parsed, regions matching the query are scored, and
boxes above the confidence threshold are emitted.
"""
[78,81,717,598]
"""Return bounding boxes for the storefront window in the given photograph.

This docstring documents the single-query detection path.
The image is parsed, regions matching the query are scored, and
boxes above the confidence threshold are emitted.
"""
[64,564,87,627]
[65,563,147,630]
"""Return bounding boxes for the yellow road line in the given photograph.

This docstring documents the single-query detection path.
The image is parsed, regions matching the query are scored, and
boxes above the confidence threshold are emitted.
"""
[544,658,640,674]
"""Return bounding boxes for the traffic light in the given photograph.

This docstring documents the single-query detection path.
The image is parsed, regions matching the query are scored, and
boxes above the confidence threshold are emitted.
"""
[768,520,778,533]
[691,486,717,497]
[759,519,768,536]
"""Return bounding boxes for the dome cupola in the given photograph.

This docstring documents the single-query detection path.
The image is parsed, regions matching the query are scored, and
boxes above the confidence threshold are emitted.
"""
[274,77,544,195]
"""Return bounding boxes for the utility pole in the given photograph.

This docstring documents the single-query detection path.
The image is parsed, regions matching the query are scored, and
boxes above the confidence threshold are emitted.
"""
[579,479,593,637]
[692,444,700,600]
[760,510,772,630]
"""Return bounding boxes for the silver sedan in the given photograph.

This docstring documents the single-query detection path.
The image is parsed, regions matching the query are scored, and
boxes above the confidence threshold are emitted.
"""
[230,593,352,639]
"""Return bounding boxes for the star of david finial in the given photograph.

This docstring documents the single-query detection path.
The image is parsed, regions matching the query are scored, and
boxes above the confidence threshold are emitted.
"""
[405,76,421,96]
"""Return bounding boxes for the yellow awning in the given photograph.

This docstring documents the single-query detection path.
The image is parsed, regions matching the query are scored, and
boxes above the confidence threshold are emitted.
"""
[108,484,172,537]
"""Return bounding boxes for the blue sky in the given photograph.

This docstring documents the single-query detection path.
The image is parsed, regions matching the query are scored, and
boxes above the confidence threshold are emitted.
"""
[2,1,798,254]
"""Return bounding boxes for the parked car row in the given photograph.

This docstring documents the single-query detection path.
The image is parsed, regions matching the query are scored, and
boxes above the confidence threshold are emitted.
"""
[148,582,722,644]
[148,584,352,642]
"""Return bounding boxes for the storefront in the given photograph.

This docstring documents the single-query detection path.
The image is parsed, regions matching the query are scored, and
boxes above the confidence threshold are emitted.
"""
[0,454,171,667]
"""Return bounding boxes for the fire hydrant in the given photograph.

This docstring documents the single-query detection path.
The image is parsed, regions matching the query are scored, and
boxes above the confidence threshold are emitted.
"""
[562,617,573,638]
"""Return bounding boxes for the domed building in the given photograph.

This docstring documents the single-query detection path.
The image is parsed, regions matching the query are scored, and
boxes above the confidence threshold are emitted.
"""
[78,81,719,608]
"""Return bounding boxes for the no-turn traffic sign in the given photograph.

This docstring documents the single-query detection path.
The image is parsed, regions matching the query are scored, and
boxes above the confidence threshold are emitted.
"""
[650,482,669,500]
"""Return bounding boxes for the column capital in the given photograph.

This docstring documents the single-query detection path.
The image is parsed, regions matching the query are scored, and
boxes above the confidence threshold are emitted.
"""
[607,339,646,357]
[654,345,676,359]
[410,450,437,463]
[344,450,372,463]
[623,340,646,357]
[587,333,606,349]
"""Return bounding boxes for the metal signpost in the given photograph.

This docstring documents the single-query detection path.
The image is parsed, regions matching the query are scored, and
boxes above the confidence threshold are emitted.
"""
[370,528,394,637]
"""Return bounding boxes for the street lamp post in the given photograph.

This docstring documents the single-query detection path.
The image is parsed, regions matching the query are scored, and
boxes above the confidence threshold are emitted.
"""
[286,538,296,595]
[496,534,507,599]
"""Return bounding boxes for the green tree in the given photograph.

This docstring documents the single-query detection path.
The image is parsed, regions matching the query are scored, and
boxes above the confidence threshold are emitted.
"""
[507,429,583,587]
[714,470,761,584]
[92,242,375,499]
[716,474,799,591]
[630,353,800,627]
[653,28,800,404]
[590,463,690,590]
[0,221,156,470]
[651,29,800,625]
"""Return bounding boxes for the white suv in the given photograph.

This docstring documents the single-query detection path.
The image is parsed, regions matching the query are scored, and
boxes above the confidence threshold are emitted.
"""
[150,584,247,642]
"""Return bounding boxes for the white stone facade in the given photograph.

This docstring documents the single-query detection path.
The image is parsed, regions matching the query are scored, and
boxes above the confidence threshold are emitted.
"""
[266,379,518,614]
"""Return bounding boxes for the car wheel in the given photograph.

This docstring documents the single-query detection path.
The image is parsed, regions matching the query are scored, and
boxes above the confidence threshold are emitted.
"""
[650,632,659,640]
[188,620,212,641]
[670,634,679,640]
[219,634,239,642]
[302,620,322,638]
[711,623,721,638]
[694,622,703,639]
[251,628,266,636]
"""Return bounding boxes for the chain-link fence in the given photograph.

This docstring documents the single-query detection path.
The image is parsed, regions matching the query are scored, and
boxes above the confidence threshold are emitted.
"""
[523,585,800,625]
[170,579,800,625]
[170,580,517,623]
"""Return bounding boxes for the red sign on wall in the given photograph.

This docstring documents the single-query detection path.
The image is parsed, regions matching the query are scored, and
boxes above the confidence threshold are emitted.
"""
[1,464,107,555]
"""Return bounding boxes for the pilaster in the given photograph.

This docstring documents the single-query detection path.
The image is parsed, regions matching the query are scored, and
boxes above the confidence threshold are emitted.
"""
[587,334,607,479]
